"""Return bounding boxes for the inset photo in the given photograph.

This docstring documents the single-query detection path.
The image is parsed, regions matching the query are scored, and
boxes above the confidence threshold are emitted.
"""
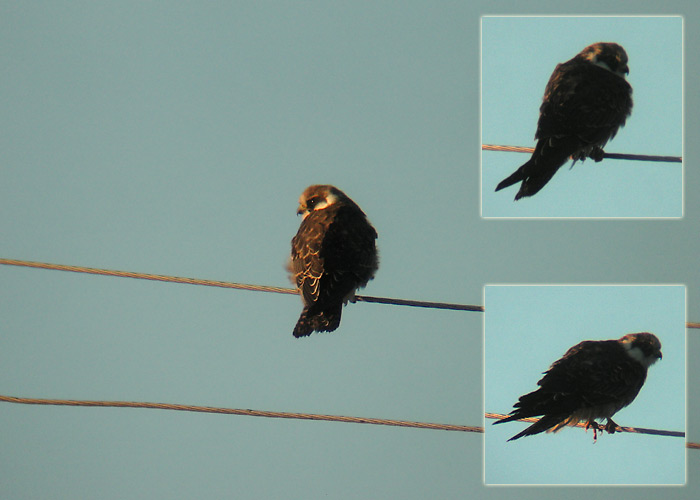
[481,16,682,218]
[484,284,686,486]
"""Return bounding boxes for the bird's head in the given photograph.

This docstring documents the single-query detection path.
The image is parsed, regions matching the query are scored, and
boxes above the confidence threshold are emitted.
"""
[580,42,630,78]
[297,185,345,219]
[619,332,663,368]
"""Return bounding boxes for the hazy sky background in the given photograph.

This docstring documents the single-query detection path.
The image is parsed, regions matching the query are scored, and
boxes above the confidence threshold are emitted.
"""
[1,2,698,499]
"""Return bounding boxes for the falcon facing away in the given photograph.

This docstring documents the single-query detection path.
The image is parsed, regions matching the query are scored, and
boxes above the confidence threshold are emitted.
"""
[495,42,633,200]
[288,185,378,338]
[493,332,662,441]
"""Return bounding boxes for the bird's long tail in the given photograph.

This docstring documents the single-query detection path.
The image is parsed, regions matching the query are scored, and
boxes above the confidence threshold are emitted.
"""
[498,414,568,441]
[293,303,343,338]
[495,163,528,192]
[495,137,582,200]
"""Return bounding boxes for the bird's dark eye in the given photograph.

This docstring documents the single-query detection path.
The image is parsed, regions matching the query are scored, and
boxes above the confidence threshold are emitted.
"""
[307,196,321,209]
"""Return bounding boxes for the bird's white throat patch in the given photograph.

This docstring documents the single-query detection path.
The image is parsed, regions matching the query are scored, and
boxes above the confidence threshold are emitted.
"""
[592,59,613,72]
[592,58,627,79]
[623,342,658,368]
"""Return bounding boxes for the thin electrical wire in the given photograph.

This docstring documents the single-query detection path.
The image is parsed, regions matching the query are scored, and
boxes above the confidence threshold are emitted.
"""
[2,258,696,322]
[0,395,480,433]
[1,395,695,448]
[3,258,697,323]
[0,258,481,312]
[485,412,685,439]
[482,144,682,163]
[1,258,696,446]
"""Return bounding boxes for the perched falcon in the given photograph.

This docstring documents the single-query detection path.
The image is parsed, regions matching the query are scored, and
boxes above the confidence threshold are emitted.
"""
[288,185,378,338]
[493,332,662,441]
[495,42,633,200]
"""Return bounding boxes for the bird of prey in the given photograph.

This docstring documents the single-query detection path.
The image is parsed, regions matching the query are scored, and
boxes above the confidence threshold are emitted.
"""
[288,185,378,338]
[493,332,662,441]
[495,42,633,200]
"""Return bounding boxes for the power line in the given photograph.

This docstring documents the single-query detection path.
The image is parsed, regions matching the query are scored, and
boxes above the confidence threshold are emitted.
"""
[2,395,695,448]
[4,259,698,323]
[1,257,696,440]
[0,395,480,433]
[3,258,697,325]
[356,294,483,312]
[2,258,697,324]
[482,144,682,163]
[485,412,686,440]
[0,258,480,312]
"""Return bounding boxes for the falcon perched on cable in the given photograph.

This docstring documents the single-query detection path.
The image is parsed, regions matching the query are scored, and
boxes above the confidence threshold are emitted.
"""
[288,185,378,338]
[495,42,633,200]
[493,332,662,441]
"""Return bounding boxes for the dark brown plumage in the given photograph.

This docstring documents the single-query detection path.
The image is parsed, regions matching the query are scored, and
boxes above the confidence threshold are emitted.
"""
[288,185,378,338]
[493,332,662,441]
[496,42,633,200]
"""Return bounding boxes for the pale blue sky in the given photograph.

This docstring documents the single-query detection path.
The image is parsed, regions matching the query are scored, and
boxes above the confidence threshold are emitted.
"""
[1,1,699,499]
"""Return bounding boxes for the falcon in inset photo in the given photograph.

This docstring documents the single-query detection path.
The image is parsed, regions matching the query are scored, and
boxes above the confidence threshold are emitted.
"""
[493,332,662,441]
[288,185,378,338]
[495,42,633,200]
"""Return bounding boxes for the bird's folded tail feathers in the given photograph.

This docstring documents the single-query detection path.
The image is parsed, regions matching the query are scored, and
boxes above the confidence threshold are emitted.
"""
[496,136,585,200]
[505,414,568,441]
[293,303,343,338]
[495,164,527,192]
